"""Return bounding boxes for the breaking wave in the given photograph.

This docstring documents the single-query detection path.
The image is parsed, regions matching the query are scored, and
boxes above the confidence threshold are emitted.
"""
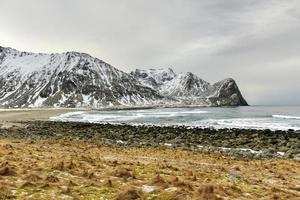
[272,115,300,120]
[199,118,300,131]
[49,107,300,131]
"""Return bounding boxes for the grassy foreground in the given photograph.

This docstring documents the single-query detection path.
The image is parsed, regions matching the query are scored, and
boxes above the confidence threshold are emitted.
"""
[0,139,299,200]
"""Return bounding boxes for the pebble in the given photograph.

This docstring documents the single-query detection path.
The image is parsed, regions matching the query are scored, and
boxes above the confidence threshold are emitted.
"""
[0,121,299,160]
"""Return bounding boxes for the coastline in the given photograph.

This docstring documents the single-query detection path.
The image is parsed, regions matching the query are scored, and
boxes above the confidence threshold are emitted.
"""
[1,120,299,160]
[0,108,87,128]
[0,109,299,199]
[0,109,299,160]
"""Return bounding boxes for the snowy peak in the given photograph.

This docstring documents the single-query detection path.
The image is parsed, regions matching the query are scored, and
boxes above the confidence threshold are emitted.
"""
[132,68,248,106]
[177,72,210,89]
[209,78,248,106]
[130,68,176,89]
[0,47,162,108]
[132,69,211,97]
[0,46,248,108]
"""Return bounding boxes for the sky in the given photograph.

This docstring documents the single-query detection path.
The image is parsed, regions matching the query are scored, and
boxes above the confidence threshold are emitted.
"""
[0,0,299,105]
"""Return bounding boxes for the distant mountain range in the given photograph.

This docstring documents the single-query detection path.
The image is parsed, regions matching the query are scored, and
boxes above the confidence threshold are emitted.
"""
[0,46,248,108]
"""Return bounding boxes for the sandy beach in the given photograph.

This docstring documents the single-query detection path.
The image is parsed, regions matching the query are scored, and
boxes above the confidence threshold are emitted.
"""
[0,108,85,122]
[0,109,84,128]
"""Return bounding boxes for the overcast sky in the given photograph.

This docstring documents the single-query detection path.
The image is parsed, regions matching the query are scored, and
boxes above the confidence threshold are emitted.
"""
[0,0,299,105]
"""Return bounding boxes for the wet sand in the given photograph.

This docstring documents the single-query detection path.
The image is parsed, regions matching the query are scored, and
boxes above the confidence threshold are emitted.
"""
[0,108,85,128]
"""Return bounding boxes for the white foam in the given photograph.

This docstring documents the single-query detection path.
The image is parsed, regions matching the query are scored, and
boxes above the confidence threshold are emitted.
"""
[49,111,86,121]
[190,117,300,131]
[49,108,300,131]
[272,115,300,120]
[213,118,300,130]
[135,110,208,117]
[50,111,144,123]
[179,110,209,114]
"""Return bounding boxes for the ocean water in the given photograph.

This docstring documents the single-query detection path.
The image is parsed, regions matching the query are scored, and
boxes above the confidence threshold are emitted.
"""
[50,106,300,131]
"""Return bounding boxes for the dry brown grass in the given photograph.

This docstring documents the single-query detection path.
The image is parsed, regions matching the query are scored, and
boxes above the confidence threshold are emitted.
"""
[115,186,144,200]
[0,139,299,199]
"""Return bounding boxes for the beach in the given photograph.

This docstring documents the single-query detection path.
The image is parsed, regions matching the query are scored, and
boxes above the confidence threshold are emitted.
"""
[0,109,299,199]
[0,108,86,128]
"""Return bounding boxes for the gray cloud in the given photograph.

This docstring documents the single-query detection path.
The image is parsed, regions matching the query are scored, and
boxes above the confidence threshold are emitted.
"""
[0,0,299,105]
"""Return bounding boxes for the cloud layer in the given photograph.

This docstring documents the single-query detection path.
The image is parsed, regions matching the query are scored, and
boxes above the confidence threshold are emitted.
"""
[1,0,299,105]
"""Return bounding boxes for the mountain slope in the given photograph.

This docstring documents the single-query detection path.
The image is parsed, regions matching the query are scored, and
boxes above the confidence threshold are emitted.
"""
[0,46,248,108]
[0,47,162,108]
[131,69,248,106]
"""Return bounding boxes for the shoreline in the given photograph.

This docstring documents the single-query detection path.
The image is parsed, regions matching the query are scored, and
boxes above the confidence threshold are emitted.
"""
[0,108,87,128]
[0,110,299,199]
[49,118,300,133]
[1,120,299,160]
[0,103,246,112]
[0,109,299,160]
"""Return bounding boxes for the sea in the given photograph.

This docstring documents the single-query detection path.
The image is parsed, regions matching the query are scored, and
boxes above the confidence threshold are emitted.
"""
[50,106,300,131]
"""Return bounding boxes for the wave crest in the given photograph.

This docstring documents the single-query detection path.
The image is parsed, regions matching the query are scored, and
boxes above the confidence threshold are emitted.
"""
[272,115,300,120]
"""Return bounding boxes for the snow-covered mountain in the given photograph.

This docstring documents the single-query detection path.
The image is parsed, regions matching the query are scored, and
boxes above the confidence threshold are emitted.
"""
[0,46,248,108]
[0,47,162,108]
[131,68,248,106]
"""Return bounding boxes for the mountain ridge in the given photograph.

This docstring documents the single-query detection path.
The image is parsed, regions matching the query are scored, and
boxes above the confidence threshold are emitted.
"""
[131,68,248,106]
[0,46,248,108]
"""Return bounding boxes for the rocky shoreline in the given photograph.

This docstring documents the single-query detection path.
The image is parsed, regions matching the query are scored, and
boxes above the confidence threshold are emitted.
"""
[0,121,299,160]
